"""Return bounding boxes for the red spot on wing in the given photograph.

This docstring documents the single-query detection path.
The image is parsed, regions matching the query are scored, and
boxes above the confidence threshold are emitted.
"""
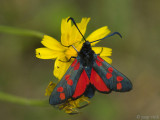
[72,70,89,98]
[97,56,104,62]
[96,56,104,66]
[117,76,123,82]
[108,67,113,73]
[90,68,110,92]
[96,60,102,66]
[71,59,80,70]
[60,93,65,100]
[71,59,77,67]
[67,79,73,86]
[57,87,64,92]
[117,83,122,90]
[106,73,112,79]
[65,74,70,81]
[74,62,80,70]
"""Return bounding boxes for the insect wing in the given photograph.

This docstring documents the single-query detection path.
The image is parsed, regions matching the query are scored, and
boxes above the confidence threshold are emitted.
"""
[91,55,132,92]
[49,58,89,105]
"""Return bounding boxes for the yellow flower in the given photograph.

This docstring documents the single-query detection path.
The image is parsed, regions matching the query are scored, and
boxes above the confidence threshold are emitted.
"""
[37,17,112,114]
[36,17,112,80]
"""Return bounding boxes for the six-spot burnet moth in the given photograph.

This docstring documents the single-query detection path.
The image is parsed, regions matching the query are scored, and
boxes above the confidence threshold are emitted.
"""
[49,17,132,105]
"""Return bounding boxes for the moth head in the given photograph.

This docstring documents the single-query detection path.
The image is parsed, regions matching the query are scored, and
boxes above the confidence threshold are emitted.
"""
[83,41,91,48]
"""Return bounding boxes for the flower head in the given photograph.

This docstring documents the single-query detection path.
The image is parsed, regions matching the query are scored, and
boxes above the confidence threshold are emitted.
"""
[36,17,112,80]
[36,17,112,114]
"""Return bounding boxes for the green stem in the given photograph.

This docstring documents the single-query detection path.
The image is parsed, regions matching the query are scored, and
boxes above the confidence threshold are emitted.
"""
[0,91,48,107]
[0,25,44,38]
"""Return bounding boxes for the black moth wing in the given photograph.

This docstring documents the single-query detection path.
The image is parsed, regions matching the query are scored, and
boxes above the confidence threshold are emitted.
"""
[49,57,83,105]
[93,55,132,92]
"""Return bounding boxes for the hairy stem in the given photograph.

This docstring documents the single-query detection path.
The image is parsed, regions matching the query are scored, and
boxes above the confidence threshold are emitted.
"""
[0,25,44,38]
[0,91,48,107]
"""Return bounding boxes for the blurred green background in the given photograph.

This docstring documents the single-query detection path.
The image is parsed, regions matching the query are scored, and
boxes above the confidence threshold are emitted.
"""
[0,0,160,120]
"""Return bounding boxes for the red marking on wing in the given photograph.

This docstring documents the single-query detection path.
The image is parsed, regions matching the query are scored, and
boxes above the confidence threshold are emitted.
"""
[117,76,123,82]
[57,87,64,92]
[71,59,80,70]
[106,72,112,79]
[67,79,73,86]
[72,70,89,98]
[97,56,104,62]
[96,56,105,66]
[117,83,122,90]
[65,74,70,81]
[71,59,77,67]
[74,62,80,70]
[90,68,110,92]
[108,67,113,73]
[60,93,65,100]
[96,60,102,66]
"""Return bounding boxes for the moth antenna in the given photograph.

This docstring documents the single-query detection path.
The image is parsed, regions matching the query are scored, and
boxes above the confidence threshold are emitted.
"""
[90,32,122,44]
[68,17,86,42]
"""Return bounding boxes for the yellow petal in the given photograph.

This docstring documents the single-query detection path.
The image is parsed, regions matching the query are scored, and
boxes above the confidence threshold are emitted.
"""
[92,47,112,56]
[54,58,73,80]
[45,81,56,96]
[61,17,90,46]
[64,109,75,114]
[61,17,72,46]
[70,18,90,44]
[87,26,111,46]
[101,56,112,64]
[42,35,65,51]
[36,48,63,59]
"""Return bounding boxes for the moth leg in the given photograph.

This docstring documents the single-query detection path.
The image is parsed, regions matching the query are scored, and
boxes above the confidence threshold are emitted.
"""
[60,42,79,50]
[59,56,76,62]
[97,47,103,55]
